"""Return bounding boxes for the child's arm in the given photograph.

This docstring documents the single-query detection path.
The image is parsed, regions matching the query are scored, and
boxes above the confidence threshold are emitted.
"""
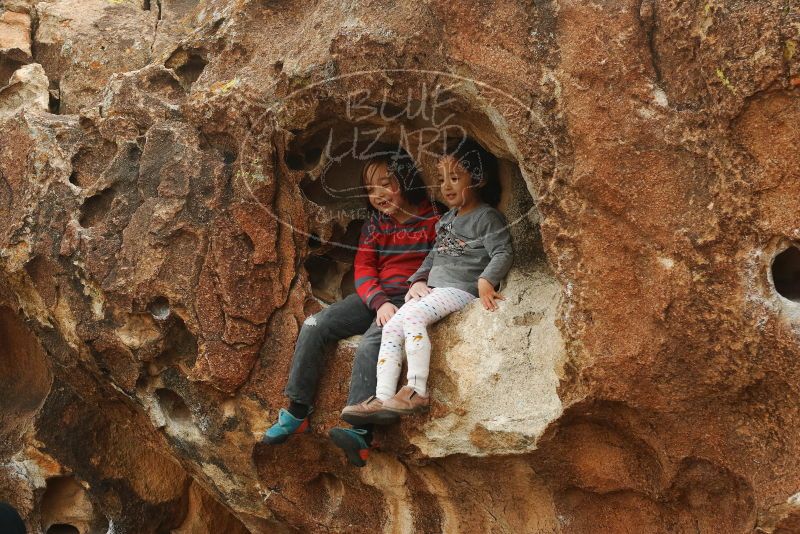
[354,216,389,311]
[406,248,436,300]
[408,247,435,285]
[406,211,441,300]
[478,210,513,311]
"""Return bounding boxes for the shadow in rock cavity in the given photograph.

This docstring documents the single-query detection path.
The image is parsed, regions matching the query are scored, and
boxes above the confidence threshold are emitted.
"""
[279,78,550,304]
[771,245,800,303]
[155,388,193,425]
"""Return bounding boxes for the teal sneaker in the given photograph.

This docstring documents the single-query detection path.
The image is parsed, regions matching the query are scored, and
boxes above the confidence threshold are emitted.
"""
[261,408,310,445]
[328,427,370,467]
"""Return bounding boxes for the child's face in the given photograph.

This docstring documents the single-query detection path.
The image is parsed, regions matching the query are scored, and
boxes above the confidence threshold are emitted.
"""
[364,162,408,218]
[437,155,480,209]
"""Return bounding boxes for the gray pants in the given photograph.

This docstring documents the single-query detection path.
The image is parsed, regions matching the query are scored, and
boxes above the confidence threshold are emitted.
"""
[284,292,407,407]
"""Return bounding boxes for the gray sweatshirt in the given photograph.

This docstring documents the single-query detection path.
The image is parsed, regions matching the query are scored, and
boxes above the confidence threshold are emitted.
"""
[408,203,513,297]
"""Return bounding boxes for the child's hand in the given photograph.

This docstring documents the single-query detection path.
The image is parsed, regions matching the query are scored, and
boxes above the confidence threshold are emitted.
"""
[478,278,505,311]
[376,302,398,326]
[406,281,432,301]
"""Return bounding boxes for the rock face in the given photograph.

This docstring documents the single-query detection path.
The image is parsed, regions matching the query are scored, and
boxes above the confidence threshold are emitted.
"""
[0,0,799,533]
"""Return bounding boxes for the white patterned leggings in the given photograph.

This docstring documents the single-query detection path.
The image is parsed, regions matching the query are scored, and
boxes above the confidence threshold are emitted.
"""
[375,287,476,400]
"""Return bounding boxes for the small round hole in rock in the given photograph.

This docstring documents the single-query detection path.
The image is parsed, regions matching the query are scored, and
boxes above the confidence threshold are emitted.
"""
[771,246,800,302]
[148,296,170,320]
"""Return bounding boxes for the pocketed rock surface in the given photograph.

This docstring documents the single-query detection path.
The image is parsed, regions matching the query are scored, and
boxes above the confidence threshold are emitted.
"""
[1,0,799,532]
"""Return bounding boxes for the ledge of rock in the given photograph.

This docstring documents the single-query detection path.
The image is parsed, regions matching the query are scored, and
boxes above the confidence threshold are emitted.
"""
[415,266,565,458]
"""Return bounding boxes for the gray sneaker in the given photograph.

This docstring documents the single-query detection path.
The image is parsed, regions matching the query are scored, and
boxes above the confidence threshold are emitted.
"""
[382,386,430,415]
[340,396,399,426]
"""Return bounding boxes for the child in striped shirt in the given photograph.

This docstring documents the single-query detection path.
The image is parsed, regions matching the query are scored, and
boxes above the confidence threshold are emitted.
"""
[262,147,440,467]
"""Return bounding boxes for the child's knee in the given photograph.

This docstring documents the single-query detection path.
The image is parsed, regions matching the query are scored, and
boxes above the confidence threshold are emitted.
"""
[383,313,405,333]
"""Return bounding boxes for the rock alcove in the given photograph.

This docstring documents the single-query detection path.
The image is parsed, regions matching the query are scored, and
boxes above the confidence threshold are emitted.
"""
[269,81,565,461]
[284,88,548,308]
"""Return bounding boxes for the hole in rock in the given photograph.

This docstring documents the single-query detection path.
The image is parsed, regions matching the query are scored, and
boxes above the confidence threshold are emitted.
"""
[40,476,105,534]
[0,58,25,89]
[0,305,52,449]
[78,187,116,228]
[286,143,324,172]
[155,314,198,369]
[48,87,61,114]
[211,17,225,32]
[155,388,192,424]
[148,296,170,320]
[772,246,800,302]
[495,159,543,266]
[293,116,544,263]
[165,47,208,89]
[285,152,305,171]
[298,137,396,211]
[305,255,355,304]
[304,219,361,303]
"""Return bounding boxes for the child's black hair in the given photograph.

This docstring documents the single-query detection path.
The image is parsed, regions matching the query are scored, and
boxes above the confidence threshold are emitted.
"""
[360,145,429,212]
[440,137,501,207]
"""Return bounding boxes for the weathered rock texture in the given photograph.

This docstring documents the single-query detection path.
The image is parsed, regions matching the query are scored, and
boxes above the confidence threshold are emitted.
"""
[1,0,799,532]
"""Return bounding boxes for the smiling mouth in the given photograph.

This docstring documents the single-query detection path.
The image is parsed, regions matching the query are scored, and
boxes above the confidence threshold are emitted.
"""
[444,193,458,201]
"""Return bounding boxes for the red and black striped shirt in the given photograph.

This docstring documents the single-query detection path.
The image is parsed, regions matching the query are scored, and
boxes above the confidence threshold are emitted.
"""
[354,200,440,310]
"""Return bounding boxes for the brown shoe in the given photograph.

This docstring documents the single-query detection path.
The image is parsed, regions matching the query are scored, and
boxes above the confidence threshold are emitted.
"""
[382,386,430,415]
[340,396,399,426]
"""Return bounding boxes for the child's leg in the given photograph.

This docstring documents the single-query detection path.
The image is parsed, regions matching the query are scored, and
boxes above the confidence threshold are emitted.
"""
[285,293,375,407]
[374,302,418,401]
[402,287,476,395]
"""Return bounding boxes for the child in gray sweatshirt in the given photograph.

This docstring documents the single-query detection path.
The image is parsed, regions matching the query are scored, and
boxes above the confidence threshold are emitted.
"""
[360,138,513,417]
